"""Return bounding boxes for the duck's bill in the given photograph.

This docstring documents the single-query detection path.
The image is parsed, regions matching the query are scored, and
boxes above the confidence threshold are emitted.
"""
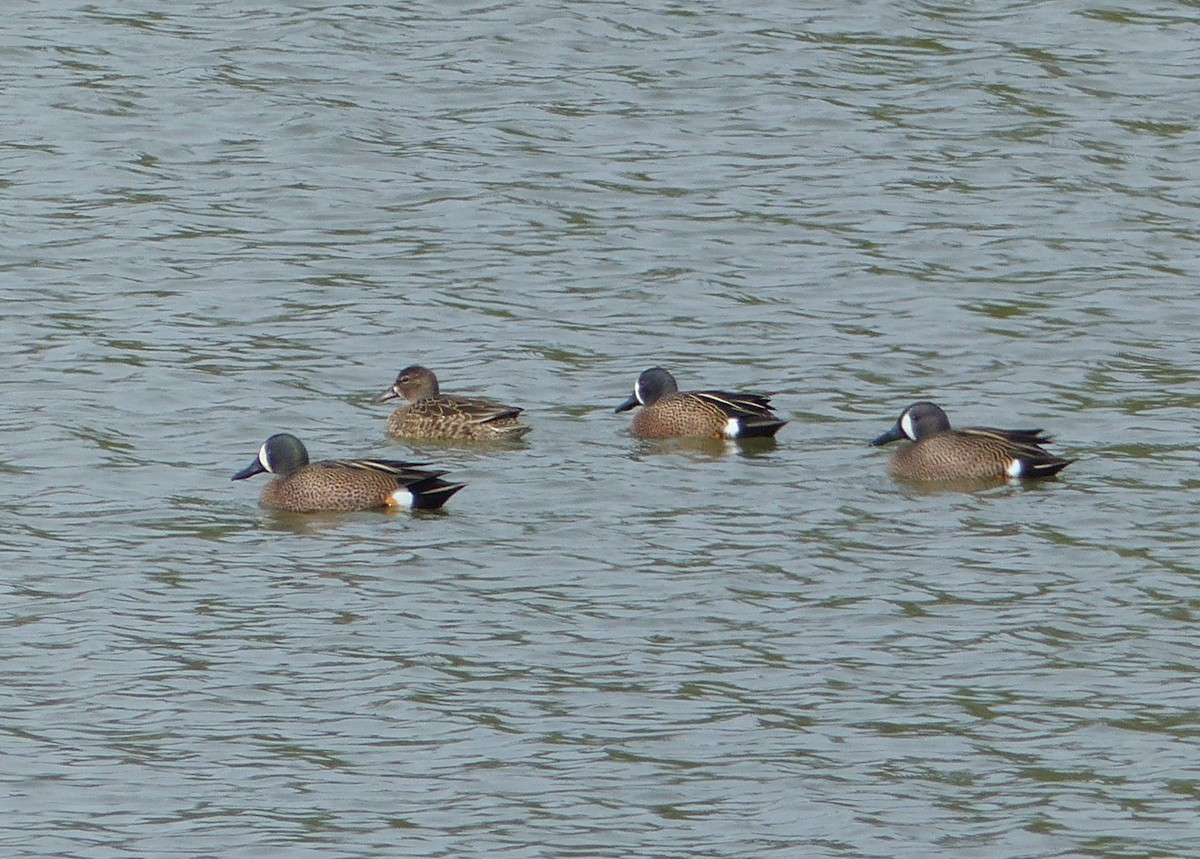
[870,423,905,447]
[371,386,400,404]
[232,459,267,480]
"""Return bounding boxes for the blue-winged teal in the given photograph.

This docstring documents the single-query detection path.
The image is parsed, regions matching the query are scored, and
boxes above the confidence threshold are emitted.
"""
[232,433,465,512]
[615,367,787,440]
[372,365,530,441]
[870,401,1073,482]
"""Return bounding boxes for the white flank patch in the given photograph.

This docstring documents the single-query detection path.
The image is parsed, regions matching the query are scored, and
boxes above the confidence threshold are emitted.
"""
[723,417,741,439]
[1006,459,1024,479]
[900,411,916,441]
[389,488,415,508]
[258,443,272,473]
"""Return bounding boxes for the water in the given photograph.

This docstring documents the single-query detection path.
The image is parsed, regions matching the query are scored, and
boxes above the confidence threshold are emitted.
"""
[3,1,1200,856]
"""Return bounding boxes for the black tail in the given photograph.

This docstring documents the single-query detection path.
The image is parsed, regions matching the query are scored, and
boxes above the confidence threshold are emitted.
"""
[739,418,788,439]
[409,477,466,510]
[1024,457,1074,479]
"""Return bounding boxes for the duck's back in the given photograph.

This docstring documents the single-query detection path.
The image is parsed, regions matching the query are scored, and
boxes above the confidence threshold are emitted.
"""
[387,395,529,440]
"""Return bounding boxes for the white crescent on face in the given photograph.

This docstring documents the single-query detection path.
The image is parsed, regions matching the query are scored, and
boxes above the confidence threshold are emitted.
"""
[900,410,917,441]
[634,377,645,405]
[258,443,272,473]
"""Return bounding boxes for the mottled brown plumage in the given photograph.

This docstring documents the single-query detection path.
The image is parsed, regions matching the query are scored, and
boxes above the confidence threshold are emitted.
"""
[372,365,530,441]
[232,433,464,513]
[871,402,1073,482]
[615,367,787,440]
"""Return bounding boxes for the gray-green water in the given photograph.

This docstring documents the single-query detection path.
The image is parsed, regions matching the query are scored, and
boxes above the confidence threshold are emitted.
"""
[4,2,1200,857]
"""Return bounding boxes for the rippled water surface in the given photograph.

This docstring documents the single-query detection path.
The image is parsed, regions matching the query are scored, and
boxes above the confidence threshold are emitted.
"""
[4,1,1200,857]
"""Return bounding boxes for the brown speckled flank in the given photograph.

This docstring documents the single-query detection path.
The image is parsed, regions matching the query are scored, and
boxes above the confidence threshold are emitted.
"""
[372,365,530,441]
[871,401,1073,482]
[615,367,787,440]
[232,433,464,513]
